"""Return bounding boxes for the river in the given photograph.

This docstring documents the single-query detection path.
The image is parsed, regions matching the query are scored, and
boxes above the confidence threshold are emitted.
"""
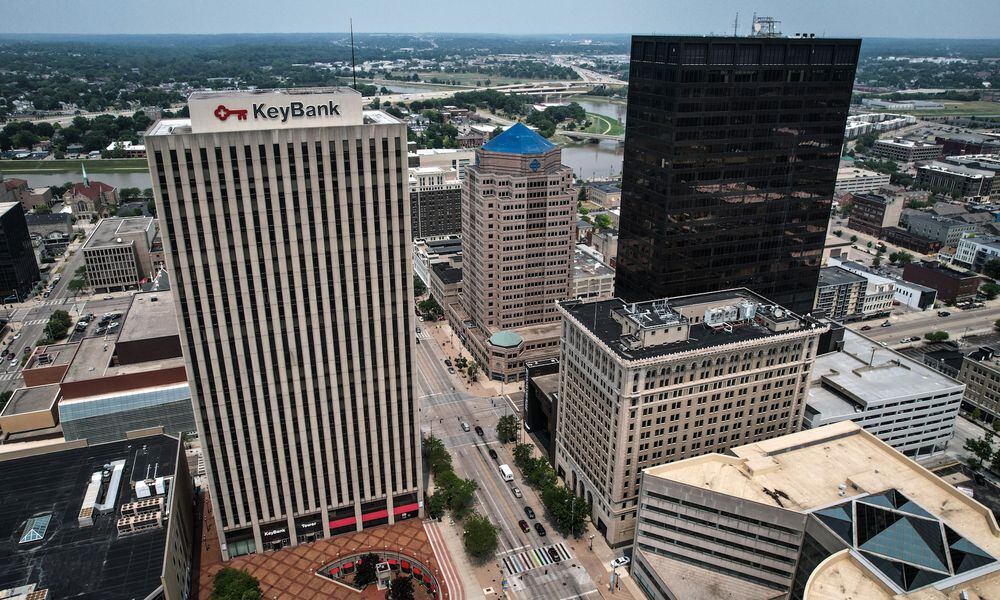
[0,169,153,189]
[558,96,626,180]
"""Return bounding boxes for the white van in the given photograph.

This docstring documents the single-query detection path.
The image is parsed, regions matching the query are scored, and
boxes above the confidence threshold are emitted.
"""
[498,464,514,482]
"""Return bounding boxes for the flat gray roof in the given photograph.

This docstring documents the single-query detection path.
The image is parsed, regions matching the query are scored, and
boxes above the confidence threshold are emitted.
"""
[1,384,60,416]
[818,266,866,288]
[810,329,963,409]
[84,217,153,248]
[118,291,178,343]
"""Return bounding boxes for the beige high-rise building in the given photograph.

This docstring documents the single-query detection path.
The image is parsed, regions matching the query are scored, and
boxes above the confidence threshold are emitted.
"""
[449,123,575,382]
[555,289,828,546]
[145,88,421,559]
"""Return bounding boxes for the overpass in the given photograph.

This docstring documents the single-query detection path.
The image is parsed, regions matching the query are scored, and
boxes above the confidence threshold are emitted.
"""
[557,129,624,142]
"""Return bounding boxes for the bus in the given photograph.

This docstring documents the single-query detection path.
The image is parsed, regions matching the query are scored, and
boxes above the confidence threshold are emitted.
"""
[498,464,514,482]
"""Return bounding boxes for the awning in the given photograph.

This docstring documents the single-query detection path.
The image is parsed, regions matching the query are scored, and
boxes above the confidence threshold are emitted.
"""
[329,515,357,528]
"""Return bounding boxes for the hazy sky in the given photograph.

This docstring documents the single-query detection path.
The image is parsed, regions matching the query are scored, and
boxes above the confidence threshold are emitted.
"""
[3,0,998,38]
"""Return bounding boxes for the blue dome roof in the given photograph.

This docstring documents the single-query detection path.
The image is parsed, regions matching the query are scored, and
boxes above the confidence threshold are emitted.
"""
[481,123,556,155]
[488,330,524,348]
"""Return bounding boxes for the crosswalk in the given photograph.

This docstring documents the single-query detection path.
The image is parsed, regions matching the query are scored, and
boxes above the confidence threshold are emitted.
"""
[0,372,21,381]
[23,319,48,326]
[501,543,572,576]
[416,330,432,341]
[39,298,69,307]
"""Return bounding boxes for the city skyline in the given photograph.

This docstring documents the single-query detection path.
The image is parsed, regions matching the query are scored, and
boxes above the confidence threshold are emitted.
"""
[3,0,1000,38]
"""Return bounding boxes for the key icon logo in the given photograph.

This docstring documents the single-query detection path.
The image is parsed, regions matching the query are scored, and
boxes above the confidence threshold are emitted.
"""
[214,104,248,122]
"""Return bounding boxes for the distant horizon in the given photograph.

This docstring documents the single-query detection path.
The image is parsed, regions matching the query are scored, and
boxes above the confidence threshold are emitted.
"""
[3,0,999,39]
[1,32,998,41]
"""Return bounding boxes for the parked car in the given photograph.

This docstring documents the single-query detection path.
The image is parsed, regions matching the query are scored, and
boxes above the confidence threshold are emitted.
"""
[9,359,17,367]
[512,487,523,499]
[938,311,951,317]
[880,321,891,327]
[475,425,484,436]
[534,522,546,536]
[12,333,20,340]
[448,367,455,374]
[488,448,498,460]
[861,325,872,331]
[518,520,530,533]
[444,358,452,367]
[524,506,536,520]
[611,556,631,568]
[461,422,470,432]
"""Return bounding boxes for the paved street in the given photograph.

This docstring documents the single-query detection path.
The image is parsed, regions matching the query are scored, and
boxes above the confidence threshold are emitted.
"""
[415,322,602,600]
[850,303,1000,347]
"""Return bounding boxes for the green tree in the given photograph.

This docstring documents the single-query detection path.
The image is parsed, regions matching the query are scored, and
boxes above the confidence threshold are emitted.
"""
[68,275,87,295]
[353,552,380,588]
[541,485,587,537]
[992,419,1000,435]
[513,443,533,466]
[577,186,587,202]
[0,390,11,413]
[211,567,261,600]
[388,576,415,600]
[436,469,478,517]
[994,319,1000,332]
[872,256,882,268]
[423,435,452,475]
[984,259,1000,280]
[496,414,520,443]
[34,204,52,214]
[43,309,72,342]
[425,491,446,520]
[889,251,913,266]
[981,282,1000,301]
[463,512,499,560]
[964,431,994,471]
[466,361,479,382]
[924,331,950,343]
[972,407,983,422]
[418,297,442,317]
[850,235,858,243]
[593,213,612,231]
[413,276,427,297]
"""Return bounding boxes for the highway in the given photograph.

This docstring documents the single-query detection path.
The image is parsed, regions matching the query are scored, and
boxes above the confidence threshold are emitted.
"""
[414,324,598,600]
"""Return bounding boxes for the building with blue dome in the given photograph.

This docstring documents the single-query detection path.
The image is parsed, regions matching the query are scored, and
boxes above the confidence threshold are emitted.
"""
[446,123,576,382]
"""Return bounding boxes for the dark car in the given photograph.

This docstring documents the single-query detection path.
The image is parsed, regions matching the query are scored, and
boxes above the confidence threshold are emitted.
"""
[444,358,452,367]
[938,311,951,317]
[488,448,498,460]
[548,547,562,562]
[861,325,872,331]
[475,425,484,436]
[534,522,546,537]
[518,520,530,533]
[524,506,536,520]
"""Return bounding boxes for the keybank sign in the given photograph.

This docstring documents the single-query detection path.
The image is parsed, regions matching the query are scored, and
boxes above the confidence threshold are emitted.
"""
[213,101,342,123]
[190,91,363,134]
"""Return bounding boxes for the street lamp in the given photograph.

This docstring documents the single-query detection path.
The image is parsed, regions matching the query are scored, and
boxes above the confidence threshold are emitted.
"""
[588,534,594,550]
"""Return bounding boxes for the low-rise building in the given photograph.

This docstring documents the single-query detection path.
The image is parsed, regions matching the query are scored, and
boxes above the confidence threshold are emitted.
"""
[25,212,74,252]
[804,328,963,458]
[872,138,943,162]
[958,346,1000,423]
[555,289,828,546]
[953,234,1000,273]
[524,358,560,463]
[591,228,618,268]
[813,266,866,321]
[407,147,475,179]
[429,262,462,306]
[572,244,614,300]
[412,235,461,288]
[846,192,903,236]
[18,187,52,213]
[83,217,157,292]
[835,167,891,195]
[905,212,979,246]
[409,166,461,238]
[105,140,147,158]
[883,226,942,254]
[633,421,1000,600]
[903,261,982,303]
[587,181,622,208]
[825,258,895,318]
[917,160,997,200]
[63,180,117,220]
[0,431,194,599]
[892,277,938,310]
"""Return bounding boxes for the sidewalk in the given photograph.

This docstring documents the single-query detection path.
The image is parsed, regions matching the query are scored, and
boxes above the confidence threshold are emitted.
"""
[426,320,520,401]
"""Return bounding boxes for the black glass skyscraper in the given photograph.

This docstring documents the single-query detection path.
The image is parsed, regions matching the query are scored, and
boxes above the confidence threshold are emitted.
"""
[615,35,860,314]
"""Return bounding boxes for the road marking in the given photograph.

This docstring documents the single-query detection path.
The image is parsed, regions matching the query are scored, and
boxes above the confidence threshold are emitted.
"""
[555,590,600,600]
[501,543,572,576]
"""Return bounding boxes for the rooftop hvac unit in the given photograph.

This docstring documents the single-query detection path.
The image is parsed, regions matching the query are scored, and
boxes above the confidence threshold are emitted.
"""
[704,305,739,327]
[737,299,757,321]
[135,480,150,499]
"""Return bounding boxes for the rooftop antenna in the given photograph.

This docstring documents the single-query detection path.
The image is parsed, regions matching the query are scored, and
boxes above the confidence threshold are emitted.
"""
[350,18,358,90]
[733,12,739,37]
